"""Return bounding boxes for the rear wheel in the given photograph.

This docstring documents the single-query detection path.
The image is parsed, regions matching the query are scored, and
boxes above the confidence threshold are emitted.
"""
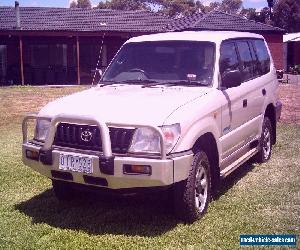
[255,117,273,163]
[174,150,211,223]
[52,180,75,201]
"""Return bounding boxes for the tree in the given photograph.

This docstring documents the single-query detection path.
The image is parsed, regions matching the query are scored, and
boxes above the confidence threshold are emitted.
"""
[70,1,77,8]
[70,0,92,8]
[96,0,242,16]
[97,0,204,16]
[219,0,242,14]
[157,0,204,17]
[202,0,242,14]
[272,0,300,32]
[241,7,270,24]
[259,7,271,23]
[207,1,221,12]
[240,8,258,20]
[97,0,149,11]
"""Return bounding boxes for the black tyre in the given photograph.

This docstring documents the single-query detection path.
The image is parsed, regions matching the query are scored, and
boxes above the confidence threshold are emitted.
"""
[174,150,212,223]
[255,117,273,163]
[52,180,75,201]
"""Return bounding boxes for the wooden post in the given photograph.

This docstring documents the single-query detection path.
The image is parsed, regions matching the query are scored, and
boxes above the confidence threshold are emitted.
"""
[19,36,24,85]
[76,36,80,85]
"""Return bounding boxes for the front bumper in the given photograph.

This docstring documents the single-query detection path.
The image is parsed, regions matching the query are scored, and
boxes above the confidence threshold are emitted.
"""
[22,114,193,190]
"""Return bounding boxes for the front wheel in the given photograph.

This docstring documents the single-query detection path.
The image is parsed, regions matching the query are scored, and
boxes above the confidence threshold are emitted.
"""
[255,117,273,163]
[174,150,212,223]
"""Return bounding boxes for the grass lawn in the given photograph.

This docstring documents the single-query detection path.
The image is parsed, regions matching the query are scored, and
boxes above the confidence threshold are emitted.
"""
[0,86,299,249]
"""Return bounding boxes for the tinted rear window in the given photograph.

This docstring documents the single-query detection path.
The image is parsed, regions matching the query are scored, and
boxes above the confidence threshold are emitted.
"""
[236,41,255,81]
[219,42,239,75]
[253,40,270,75]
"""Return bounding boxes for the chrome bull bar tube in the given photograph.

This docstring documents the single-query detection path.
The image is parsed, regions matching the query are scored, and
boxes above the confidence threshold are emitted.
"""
[107,122,166,160]
[46,114,113,157]
[22,113,167,160]
[22,113,50,143]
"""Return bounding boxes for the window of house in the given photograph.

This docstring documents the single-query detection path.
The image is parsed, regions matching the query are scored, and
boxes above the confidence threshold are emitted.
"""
[101,45,108,68]
[0,45,7,84]
[30,44,67,68]
[30,45,48,67]
[80,44,107,76]
[49,44,67,67]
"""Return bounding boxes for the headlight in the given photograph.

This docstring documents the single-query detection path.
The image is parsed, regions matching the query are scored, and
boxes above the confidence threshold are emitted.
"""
[129,124,181,154]
[34,119,50,142]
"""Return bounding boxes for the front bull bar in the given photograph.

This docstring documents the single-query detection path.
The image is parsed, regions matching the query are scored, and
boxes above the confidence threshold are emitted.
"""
[22,114,167,172]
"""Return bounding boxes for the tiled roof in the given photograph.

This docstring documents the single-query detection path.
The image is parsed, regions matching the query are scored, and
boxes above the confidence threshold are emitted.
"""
[0,7,284,34]
[0,7,171,32]
[167,11,285,33]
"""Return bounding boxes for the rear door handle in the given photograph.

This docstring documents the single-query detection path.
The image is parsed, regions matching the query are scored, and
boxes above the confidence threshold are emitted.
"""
[243,99,247,108]
[262,89,266,96]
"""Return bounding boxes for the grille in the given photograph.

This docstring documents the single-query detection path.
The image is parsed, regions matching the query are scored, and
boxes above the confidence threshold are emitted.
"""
[54,123,135,154]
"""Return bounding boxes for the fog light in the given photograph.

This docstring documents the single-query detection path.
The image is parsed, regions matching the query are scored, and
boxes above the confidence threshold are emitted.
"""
[123,164,151,175]
[26,150,39,161]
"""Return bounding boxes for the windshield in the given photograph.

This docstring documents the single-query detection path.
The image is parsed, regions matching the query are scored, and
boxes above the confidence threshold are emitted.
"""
[102,41,215,86]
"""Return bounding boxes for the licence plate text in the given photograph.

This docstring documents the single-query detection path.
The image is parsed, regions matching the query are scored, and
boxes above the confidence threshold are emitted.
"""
[59,153,93,174]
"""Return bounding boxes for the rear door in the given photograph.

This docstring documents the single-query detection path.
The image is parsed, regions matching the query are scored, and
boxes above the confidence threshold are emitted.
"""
[235,40,264,139]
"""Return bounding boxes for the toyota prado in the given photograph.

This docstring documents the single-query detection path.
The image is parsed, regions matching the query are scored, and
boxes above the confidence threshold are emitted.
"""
[22,31,282,222]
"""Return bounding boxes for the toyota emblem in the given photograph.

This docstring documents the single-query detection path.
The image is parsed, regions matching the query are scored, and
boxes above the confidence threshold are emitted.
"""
[81,129,93,142]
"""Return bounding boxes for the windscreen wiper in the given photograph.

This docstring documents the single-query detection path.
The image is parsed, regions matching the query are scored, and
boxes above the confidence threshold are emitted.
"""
[98,80,121,87]
[121,79,159,84]
[99,79,158,87]
[142,80,208,88]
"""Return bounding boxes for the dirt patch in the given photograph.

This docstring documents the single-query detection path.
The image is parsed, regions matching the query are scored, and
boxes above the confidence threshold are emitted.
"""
[0,86,87,128]
[0,85,298,127]
[278,84,300,125]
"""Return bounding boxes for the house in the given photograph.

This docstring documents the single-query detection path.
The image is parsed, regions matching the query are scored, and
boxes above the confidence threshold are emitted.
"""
[167,11,285,70]
[0,3,170,85]
[0,2,285,85]
[283,33,300,71]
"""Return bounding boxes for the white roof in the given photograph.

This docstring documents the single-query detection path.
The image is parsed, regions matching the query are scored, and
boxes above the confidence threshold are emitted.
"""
[284,33,300,43]
[126,31,264,44]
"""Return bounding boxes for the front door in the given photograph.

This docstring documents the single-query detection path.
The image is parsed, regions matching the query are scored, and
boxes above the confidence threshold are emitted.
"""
[219,39,266,165]
[219,41,249,161]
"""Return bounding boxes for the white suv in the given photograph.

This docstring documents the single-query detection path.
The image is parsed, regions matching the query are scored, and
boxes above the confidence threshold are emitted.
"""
[22,31,282,222]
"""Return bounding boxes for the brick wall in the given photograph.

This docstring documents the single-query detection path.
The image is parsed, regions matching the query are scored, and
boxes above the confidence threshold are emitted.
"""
[261,34,283,70]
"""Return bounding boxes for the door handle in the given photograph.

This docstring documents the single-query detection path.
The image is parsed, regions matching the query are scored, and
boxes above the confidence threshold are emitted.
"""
[262,89,266,96]
[243,99,247,108]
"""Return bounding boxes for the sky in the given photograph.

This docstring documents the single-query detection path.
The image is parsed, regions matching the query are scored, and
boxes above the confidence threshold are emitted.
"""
[0,0,269,10]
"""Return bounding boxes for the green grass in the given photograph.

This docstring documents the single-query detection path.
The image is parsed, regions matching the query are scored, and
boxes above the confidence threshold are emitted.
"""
[0,86,299,249]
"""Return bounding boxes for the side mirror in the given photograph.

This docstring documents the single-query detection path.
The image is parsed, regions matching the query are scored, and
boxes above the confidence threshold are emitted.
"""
[221,70,242,88]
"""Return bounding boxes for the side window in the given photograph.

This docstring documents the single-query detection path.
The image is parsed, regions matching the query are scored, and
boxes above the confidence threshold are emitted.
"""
[236,41,254,82]
[249,41,262,77]
[253,39,270,75]
[220,42,239,75]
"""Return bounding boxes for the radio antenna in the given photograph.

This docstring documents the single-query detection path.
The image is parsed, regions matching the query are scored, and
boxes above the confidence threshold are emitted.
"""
[91,32,106,86]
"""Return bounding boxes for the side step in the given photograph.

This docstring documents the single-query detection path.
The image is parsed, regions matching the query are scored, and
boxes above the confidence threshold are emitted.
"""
[220,148,257,179]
